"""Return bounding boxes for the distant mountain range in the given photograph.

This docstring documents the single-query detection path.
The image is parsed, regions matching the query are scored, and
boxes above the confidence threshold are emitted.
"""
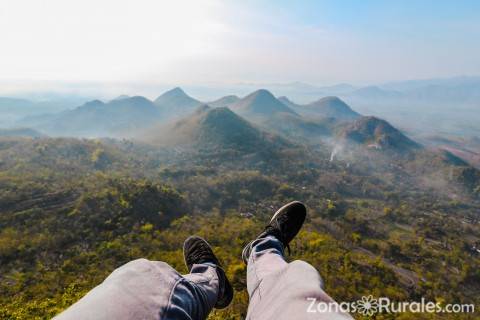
[4,82,479,168]
[2,75,479,136]
[19,96,162,137]
[7,87,424,150]
[254,76,480,106]
[2,84,479,197]
[19,88,361,139]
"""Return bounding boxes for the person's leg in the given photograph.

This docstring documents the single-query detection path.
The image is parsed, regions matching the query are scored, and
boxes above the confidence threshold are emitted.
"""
[55,236,232,320]
[164,262,221,319]
[245,235,288,297]
[243,201,352,320]
[54,258,213,320]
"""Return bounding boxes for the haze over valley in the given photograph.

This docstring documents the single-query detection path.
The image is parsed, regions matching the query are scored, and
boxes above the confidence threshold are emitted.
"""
[2,76,479,168]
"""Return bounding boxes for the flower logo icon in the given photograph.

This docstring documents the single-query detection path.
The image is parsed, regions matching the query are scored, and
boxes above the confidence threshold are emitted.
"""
[357,295,379,316]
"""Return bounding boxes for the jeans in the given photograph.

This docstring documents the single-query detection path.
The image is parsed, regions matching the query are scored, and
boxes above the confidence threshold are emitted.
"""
[56,236,351,319]
[245,235,352,319]
[54,259,219,320]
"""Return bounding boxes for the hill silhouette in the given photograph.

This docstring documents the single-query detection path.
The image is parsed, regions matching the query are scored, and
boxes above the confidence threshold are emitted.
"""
[154,87,202,119]
[298,96,360,120]
[231,89,298,119]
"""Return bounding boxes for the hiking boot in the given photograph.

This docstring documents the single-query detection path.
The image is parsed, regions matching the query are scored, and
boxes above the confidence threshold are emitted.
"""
[183,236,233,309]
[242,201,307,264]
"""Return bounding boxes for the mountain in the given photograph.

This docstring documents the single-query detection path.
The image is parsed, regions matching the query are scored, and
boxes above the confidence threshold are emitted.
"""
[143,105,290,153]
[339,116,421,152]
[208,95,240,108]
[231,89,298,119]
[277,96,300,109]
[298,96,360,120]
[25,96,162,137]
[0,127,46,138]
[154,87,202,119]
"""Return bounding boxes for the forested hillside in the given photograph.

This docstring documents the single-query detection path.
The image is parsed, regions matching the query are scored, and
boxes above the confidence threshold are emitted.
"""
[0,135,479,319]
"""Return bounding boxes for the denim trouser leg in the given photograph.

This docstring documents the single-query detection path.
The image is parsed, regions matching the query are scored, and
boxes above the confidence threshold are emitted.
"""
[246,235,353,320]
[55,258,219,320]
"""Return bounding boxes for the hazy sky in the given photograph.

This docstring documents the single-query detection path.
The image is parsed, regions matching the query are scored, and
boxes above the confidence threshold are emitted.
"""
[1,0,479,92]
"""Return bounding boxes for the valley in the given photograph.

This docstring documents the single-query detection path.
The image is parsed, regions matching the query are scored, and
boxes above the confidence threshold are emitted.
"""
[0,87,479,319]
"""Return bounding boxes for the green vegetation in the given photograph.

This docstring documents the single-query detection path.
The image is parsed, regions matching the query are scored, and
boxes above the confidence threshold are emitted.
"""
[0,137,479,319]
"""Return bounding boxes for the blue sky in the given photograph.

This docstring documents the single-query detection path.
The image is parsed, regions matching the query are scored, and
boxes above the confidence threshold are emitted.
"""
[0,0,479,95]
[261,0,480,33]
